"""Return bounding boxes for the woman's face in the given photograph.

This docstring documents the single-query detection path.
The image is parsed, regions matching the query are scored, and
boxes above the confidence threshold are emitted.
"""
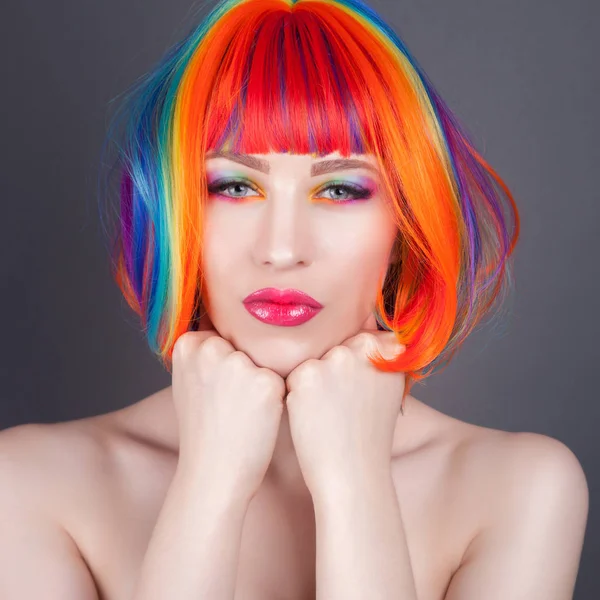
[201,151,398,378]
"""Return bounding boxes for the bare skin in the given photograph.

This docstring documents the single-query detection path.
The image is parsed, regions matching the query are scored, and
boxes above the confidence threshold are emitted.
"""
[0,151,588,598]
[0,380,589,600]
[0,385,538,600]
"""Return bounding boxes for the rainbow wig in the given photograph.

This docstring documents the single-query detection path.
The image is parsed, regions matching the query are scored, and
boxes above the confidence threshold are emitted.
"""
[99,0,520,404]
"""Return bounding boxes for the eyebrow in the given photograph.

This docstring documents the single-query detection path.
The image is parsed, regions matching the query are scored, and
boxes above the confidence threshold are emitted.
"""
[204,150,379,176]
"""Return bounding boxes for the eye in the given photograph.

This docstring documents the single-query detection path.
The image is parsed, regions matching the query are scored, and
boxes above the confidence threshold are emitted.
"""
[207,178,261,200]
[314,181,373,203]
[206,178,373,203]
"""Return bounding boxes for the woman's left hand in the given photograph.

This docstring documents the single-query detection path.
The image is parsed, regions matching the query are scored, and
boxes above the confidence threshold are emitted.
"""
[284,313,406,497]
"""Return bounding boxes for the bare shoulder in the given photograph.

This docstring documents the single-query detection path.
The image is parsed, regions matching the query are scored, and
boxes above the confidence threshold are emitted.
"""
[0,403,180,541]
[0,418,114,520]
[0,420,110,599]
[445,421,589,570]
[456,425,588,510]
[441,411,588,512]
[425,421,589,598]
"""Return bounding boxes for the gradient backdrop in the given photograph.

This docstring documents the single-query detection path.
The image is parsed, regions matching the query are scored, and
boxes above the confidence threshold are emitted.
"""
[0,0,597,597]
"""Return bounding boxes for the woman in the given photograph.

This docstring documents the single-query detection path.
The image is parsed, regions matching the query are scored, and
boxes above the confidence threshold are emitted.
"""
[0,0,588,599]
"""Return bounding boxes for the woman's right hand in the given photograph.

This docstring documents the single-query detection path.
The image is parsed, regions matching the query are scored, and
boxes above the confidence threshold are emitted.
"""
[170,316,286,502]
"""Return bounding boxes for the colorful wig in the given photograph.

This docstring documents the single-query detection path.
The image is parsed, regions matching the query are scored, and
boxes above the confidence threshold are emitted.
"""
[98,0,520,406]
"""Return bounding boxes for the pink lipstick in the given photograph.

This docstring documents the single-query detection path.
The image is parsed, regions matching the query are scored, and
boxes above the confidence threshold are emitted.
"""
[242,287,323,326]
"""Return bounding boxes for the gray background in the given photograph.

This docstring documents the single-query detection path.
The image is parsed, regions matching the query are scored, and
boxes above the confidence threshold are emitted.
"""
[0,0,597,597]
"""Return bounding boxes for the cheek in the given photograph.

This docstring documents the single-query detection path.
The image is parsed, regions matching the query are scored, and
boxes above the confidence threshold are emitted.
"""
[327,236,393,310]
[200,228,241,307]
[331,217,394,273]
[202,209,244,270]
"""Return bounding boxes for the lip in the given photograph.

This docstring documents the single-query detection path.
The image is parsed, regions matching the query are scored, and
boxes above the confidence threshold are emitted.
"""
[242,288,323,327]
[243,288,323,308]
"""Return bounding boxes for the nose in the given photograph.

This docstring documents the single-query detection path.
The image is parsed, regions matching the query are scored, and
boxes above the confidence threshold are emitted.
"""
[252,189,312,270]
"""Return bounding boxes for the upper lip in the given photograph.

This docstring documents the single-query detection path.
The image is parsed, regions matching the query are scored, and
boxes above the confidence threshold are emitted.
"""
[243,287,323,308]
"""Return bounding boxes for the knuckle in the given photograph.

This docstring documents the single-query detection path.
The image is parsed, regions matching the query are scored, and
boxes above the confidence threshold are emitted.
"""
[354,331,374,346]
[256,369,284,393]
[226,350,251,370]
[294,359,319,379]
[172,331,200,361]
[327,345,352,362]
[198,335,231,358]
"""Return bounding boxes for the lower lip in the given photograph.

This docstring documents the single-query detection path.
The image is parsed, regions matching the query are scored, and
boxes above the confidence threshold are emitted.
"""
[243,301,322,326]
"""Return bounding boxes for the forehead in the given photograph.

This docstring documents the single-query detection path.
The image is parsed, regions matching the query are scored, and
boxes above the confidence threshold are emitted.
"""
[205,151,380,176]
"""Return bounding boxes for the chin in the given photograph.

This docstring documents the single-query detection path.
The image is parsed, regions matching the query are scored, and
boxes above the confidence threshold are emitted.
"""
[224,333,324,379]
[245,345,314,379]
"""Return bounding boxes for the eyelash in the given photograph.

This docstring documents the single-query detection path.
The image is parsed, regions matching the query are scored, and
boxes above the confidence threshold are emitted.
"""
[206,178,372,203]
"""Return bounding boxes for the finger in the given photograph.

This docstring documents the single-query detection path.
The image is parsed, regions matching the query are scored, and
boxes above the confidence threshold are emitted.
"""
[344,330,405,361]
[341,330,378,353]
[376,331,407,358]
